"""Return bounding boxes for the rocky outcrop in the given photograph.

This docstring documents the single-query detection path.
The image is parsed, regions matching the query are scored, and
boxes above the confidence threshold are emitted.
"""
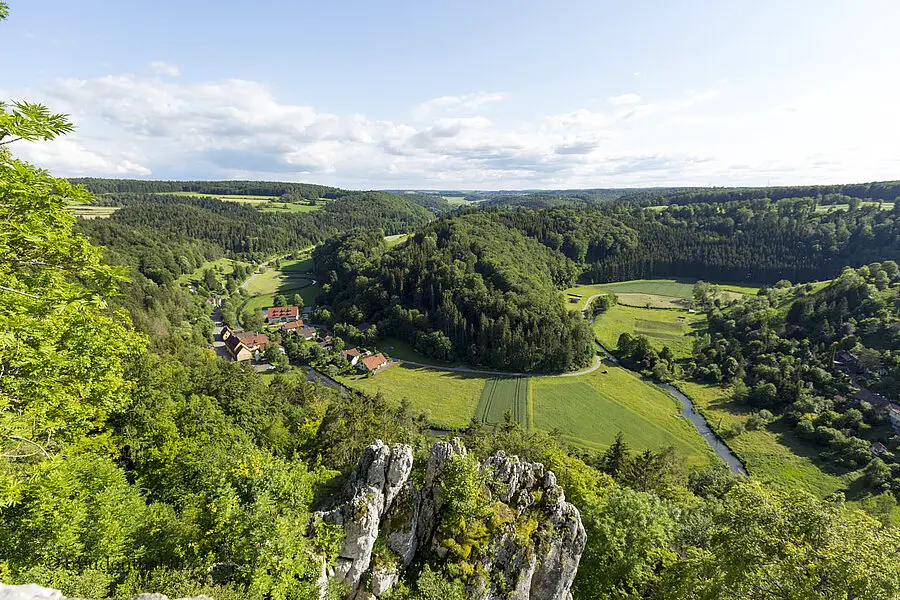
[316,439,586,600]
[0,585,211,600]
[316,440,414,590]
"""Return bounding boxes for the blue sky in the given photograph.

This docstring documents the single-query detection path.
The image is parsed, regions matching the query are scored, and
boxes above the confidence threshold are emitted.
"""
[3,0,900,188]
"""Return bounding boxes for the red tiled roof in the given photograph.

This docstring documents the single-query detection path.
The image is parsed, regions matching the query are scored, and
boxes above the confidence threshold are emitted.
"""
[281,319,306,330]
[360,353,388,371]
[343,348,361,357]
[235,332,268,348]
[265,306,299,319]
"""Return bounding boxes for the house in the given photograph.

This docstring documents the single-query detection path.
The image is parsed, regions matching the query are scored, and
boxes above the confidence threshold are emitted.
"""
[280,319,305,333]
[265,306,300,323]
[871,442,888,457]
[224,335,253,362]
[234,331,268,352]
[205,297,222,307]
[834,350,858,366]
[296,325,318,340]
[358,353,389,373]
[889,406,900,432]
[341,347,362,366]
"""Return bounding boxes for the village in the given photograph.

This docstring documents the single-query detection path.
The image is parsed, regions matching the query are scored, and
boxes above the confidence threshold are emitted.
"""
[208,298,392,377]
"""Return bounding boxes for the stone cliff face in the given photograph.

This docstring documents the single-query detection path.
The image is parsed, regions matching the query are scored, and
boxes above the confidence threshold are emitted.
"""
[316,439,587,600]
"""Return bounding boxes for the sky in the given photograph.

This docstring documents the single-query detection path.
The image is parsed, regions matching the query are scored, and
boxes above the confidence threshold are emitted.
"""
[2,0,900,189]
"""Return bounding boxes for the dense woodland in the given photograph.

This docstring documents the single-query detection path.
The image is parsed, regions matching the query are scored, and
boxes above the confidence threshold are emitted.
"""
[80,191,433,260]
[314,212,599,372]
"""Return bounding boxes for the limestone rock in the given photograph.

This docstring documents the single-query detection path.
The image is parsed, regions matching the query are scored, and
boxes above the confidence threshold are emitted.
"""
[313,438,585,600]
[0,584,65,600]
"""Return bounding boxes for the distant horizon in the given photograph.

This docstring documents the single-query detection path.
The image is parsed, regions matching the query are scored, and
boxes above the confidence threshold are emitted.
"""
[72,175,900,195]
[5,1,900,188]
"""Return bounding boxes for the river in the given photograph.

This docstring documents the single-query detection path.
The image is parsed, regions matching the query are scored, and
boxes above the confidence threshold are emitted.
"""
[593,338,746,474]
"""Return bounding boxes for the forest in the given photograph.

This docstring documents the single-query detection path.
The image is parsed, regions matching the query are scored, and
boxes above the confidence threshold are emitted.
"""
[316,200,900,370]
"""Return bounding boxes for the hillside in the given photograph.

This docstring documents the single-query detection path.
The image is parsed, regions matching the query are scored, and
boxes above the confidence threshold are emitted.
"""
[314,210,613,372]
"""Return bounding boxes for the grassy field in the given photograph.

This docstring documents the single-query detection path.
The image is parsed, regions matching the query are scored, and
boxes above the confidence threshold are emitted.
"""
[68,205,120,219]
[532,366,715,467]
[242,258,320,313]
[258,202,324,213]
[339,364,485,429]
[385,234,409,248]
[565,279,761,310]
[676,380,859,496]
[158,191,275,203]
[593,304,706,358]
[176,257,248,286]
[815,201,895,212]
[476,377,529,427]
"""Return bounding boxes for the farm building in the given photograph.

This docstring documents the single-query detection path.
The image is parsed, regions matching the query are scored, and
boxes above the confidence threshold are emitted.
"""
[341,347,362,365]
[224,336,253,362]
[265,306,300,323]
[234,331,268,351]
[280,319,306,333]
[358,353,389,373]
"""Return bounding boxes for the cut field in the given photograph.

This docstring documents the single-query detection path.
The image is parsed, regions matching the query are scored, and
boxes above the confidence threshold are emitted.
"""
[242,258,321,313]
[476,377,529,428]
[68,205,120,219]
[339,364,485,429]
[676,380,859,497]
[815,201,894,213]
[258,202,324,213]
[532,366,715,467]
[385,234,409,248]
[565,278,760,310]
[158,192,275,203]
[593,304,705,358]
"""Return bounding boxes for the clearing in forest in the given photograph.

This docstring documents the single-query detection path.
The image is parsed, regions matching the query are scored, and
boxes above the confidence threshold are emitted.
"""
[531,366,715,468]
[243,257,321,312]
[565,278,760,310]
[476,377,530,428]
[593,304,705,358]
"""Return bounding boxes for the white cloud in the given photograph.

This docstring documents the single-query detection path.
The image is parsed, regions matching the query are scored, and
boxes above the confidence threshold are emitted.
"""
[414,92,507,120]
[149,61,180,77]
[7,72,900,189]
[607,93,641,106]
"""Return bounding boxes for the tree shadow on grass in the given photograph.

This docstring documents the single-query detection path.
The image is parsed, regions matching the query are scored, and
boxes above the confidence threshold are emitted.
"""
[768,418,855,478]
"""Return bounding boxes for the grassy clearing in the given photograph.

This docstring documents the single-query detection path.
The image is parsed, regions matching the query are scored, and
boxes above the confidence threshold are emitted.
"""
[258,202,324,213]
[339,364,485,429]
[378,337,462,366]
[532,366,715,467]
[68,205,120,219]
[176,257,248,286]
[615,293,691,309]
[593,304,706,358]
[565,279,761,310]
[442,196,470,205]
[385,234,409,248]
[243,258,314,296]
[158,191,274,203]
[243,258,320,313]
[676,380,858,496]
[476,377,529,427]
[815,201,895,212]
